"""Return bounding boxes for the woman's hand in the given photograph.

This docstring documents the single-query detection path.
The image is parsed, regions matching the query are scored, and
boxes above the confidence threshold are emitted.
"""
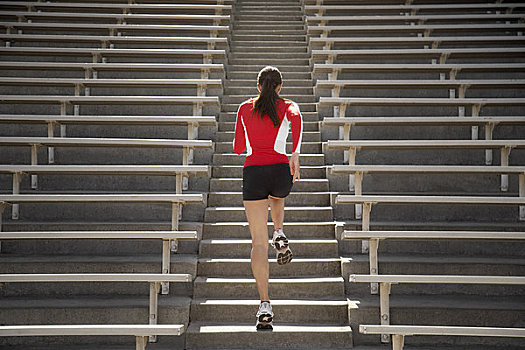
[290,152,300,183]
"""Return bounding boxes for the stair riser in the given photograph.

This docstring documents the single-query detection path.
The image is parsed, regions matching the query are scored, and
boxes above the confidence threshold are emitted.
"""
[231,52,310,59]
[215,142,320,153]
[228,69,311,77]
[208,192,331,207]
[226,80,312,88]
[222,103,317,112]
[213,154,324,166]
[224,87,313,95]
[202,223,337,240]
[219,112,319,122]
[218,121,318,132]
[204,208,333,222]
[216,131,319,142]
[199,241,338,258]
[213,165,326,178]
[228,58,310,66]
[193,281,344,299]
[190,303,347,324]
[186,329,352,350]
[223,95,315,104]
[198,260,341,277]
[209,179,328,192]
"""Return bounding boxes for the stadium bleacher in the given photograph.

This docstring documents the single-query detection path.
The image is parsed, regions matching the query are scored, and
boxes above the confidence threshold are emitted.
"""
[0,0,524,349]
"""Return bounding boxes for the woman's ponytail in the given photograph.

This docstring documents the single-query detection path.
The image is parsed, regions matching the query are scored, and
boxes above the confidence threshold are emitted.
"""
[252,66,282,127]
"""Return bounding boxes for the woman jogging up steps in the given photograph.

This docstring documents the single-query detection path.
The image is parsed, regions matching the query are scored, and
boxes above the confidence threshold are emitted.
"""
[233,65,303,330]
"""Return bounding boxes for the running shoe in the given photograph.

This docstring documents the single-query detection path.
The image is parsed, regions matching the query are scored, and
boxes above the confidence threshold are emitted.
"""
[256,301,273,330]
[271,229,293,265]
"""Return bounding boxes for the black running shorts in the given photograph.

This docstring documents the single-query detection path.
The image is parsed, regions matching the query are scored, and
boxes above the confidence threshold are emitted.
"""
[242,162,294,201]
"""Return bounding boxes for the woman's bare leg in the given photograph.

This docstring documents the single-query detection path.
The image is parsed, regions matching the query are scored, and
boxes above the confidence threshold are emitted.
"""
[244,199,270,302]
[269,195,285,230]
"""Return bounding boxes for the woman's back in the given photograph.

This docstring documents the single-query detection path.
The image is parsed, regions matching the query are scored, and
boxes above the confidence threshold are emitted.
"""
[234,97,303,167]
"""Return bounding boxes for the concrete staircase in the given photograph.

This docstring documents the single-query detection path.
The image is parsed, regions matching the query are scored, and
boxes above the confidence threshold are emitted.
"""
[185,0,352,348]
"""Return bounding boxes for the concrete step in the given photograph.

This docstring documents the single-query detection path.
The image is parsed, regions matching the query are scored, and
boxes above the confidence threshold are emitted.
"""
[0,254,196,296]
[222,102,317,112]
[232,41,307,49]
[218,110,318,122]
[234,16,304,22]
[197,257,341,277]
[193,276,345,299]
[226,79,312,87]
[223,86,314,97]
[233,29,306,36]
[212,152,324,165]
[198,238,338,258]
[343,254,525,296]
[213,153,324,165]
[190,299,348,324]
[204,206,333,222]
[0,296,188,347]
[234,24,306,31]
[222,94,315,104]
[186,322,352,350]
[212,164,328,178]
[207,191,331,207]
[202,222,337,240]
[209,177,328,192]
[228,65,311,74]
[228,58,310,66]
[351,294,525,347]
[231,52,310,59]
[218,121,318,132]
[216,130,319,142]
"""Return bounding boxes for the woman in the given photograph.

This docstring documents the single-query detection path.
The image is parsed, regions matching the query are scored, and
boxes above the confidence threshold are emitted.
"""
[233,66,303,330]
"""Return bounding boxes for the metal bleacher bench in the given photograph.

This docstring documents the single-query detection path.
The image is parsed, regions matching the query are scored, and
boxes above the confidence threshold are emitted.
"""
[309,35,525,51]
[314,79,525,98]
[313,63,525,80]
[0,324,184,350]
[0,11,231,26]
[351,275,525,343]
[304,2,524,15]
[0,77,223,96]
[0,21,230,37]
[0,61,225,80]
[359,324,525,350]
[1,1,232,15]
[0,47,226,64]
[1,34,229,50]
[0,193,204,232]
[311,48,525,65]
[307,24,525,38]
[0,164,210,219]
[0,94,220,117]
[305,13,525,27]
[319,97,525,118]
[343,230,525,295]
[305,0,525,14]
[0,230,197,294]
[0,273,191,345]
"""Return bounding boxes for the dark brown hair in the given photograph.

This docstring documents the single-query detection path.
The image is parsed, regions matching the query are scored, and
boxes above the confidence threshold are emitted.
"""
[252,66,282,127]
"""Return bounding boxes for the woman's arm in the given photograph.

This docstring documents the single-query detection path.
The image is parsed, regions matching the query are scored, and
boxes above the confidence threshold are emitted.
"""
[288,102,303,182]
[233,104,246,155]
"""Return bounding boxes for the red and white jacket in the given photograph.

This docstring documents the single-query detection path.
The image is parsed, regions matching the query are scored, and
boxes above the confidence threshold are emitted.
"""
[234,97,303,167]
